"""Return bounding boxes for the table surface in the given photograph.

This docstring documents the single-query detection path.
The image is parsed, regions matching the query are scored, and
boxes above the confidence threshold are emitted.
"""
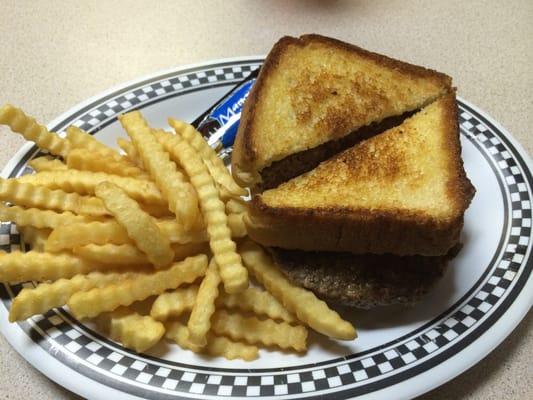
[1,1,532,399]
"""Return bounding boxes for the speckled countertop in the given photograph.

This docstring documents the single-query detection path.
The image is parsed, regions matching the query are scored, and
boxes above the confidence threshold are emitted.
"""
[0,1,531,399]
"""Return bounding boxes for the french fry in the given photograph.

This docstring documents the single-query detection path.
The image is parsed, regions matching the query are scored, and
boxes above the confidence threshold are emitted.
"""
[158,124,247,294]
[66,126,120,158]
[227,213,247,238]
[45,221,130,252]
[67,254,208,319]
[17,170,165,206]
[67,148,149,179]
[211,310,308,352]
[150,285,294,323]
[168,120,246,197]
[150,286,198,321]
[0,251,97,283]
[117,138,144,168]
[99,307,165,353]
[217,287,295,323]
[9,270,137,321]
[0,104,71,158]
[28,156,67,172]
[0,179,109,216]
[240,240,357,340]
[119,112,199,230]
[46,214,244,252]
[95,182,174,268]
[139,202,174,218]
[225,198,248,215]
[0,204,89,229]
[187,259,221,347]
[166,321,258,361]
[73,242,208,265]
[19,227,51,252]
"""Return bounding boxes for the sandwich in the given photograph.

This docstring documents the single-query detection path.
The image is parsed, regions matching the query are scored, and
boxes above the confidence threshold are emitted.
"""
[232,34,452,191]
[232,35,474,308]
[246,94,475,256]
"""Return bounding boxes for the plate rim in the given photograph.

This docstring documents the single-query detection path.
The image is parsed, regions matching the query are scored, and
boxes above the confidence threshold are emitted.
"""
[0,56,531,400]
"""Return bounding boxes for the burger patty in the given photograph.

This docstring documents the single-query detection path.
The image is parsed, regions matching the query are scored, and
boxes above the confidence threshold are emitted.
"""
[268,246,460,309]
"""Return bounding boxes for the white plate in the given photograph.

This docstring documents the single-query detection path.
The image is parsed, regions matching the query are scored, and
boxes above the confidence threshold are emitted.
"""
[1,57,532,400]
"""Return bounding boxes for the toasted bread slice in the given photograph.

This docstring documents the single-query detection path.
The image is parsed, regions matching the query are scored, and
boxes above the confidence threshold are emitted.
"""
[269,246,458,308]
[247,94,475,256]
[232,34,452,189]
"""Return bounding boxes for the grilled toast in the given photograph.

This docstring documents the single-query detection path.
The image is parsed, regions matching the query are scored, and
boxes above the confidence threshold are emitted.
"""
[232,34,452,190]
[246,93,475,256]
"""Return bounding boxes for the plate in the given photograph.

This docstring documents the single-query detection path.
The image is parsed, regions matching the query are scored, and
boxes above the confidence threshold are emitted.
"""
[1,57,532,400]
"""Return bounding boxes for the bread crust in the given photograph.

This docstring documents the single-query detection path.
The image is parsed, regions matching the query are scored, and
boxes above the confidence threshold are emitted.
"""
[232,34,453,188]
[246,94,475,256]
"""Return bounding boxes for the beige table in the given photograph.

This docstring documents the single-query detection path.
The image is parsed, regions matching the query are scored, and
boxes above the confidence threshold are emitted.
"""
[1,1,531,399]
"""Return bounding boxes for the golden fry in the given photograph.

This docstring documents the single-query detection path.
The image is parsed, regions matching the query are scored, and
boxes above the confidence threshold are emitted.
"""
[73,242,207,265]
[95,182,173,268]
[169,120,246,197]
[165,321,258,361]
[67,254,208,319]
[117,138,144,168]
[67,148,149,179]
[158,124,247,293]
[0,250,96,283]
[240,240,357,340]
[217,286,295,323]
[0,179,109,216]
[119,112,199,230]
[150,286,198,321]
[187,259,221,347]
[0,204,89,229]
[45,221,129,252]
[28,156,67,172]
[0,104,70,158]
[225,198,248,214]
[9,270,137,321]
[17,170,165,205]
[99,307,165,353]
[211,310,308,352]
[66,126,120,158]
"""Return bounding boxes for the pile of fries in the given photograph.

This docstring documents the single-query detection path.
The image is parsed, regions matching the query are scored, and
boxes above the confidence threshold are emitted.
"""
[0,104,356,360]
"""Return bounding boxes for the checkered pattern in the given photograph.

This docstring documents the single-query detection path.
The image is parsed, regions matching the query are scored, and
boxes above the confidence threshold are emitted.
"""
[69,65,258,134]
[1,65,531,398]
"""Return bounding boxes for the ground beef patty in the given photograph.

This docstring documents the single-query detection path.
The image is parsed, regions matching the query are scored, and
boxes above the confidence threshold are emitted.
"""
[268,247,459,309]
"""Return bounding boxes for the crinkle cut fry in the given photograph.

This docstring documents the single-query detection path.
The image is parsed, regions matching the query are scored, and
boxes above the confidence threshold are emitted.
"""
[165,321,258,361]
[94,182,174,268]
[0,104,70,158]
[0,203,89,229]
[9,270,138,321]
[211,310,307,352]
[0,178,109,216]
[45,214,245,252]
[158,123,248,294]
[170,120,246,197]
[17,170,165,205]
[239,240,357,340]
[117,138,144,168]
[150,286,198,321]
[67,148,149,179]
[67,254,208,319]
[187,258,221,347]
[66,126,121,158]
[28,156,67,172]
[118,111,199,230]
[99,307,165,353]
[19,226,51,252]
[0,250,98,283]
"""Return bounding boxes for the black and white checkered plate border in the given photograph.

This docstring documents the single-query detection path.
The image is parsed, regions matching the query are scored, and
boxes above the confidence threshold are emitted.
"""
[1,59,532,400]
